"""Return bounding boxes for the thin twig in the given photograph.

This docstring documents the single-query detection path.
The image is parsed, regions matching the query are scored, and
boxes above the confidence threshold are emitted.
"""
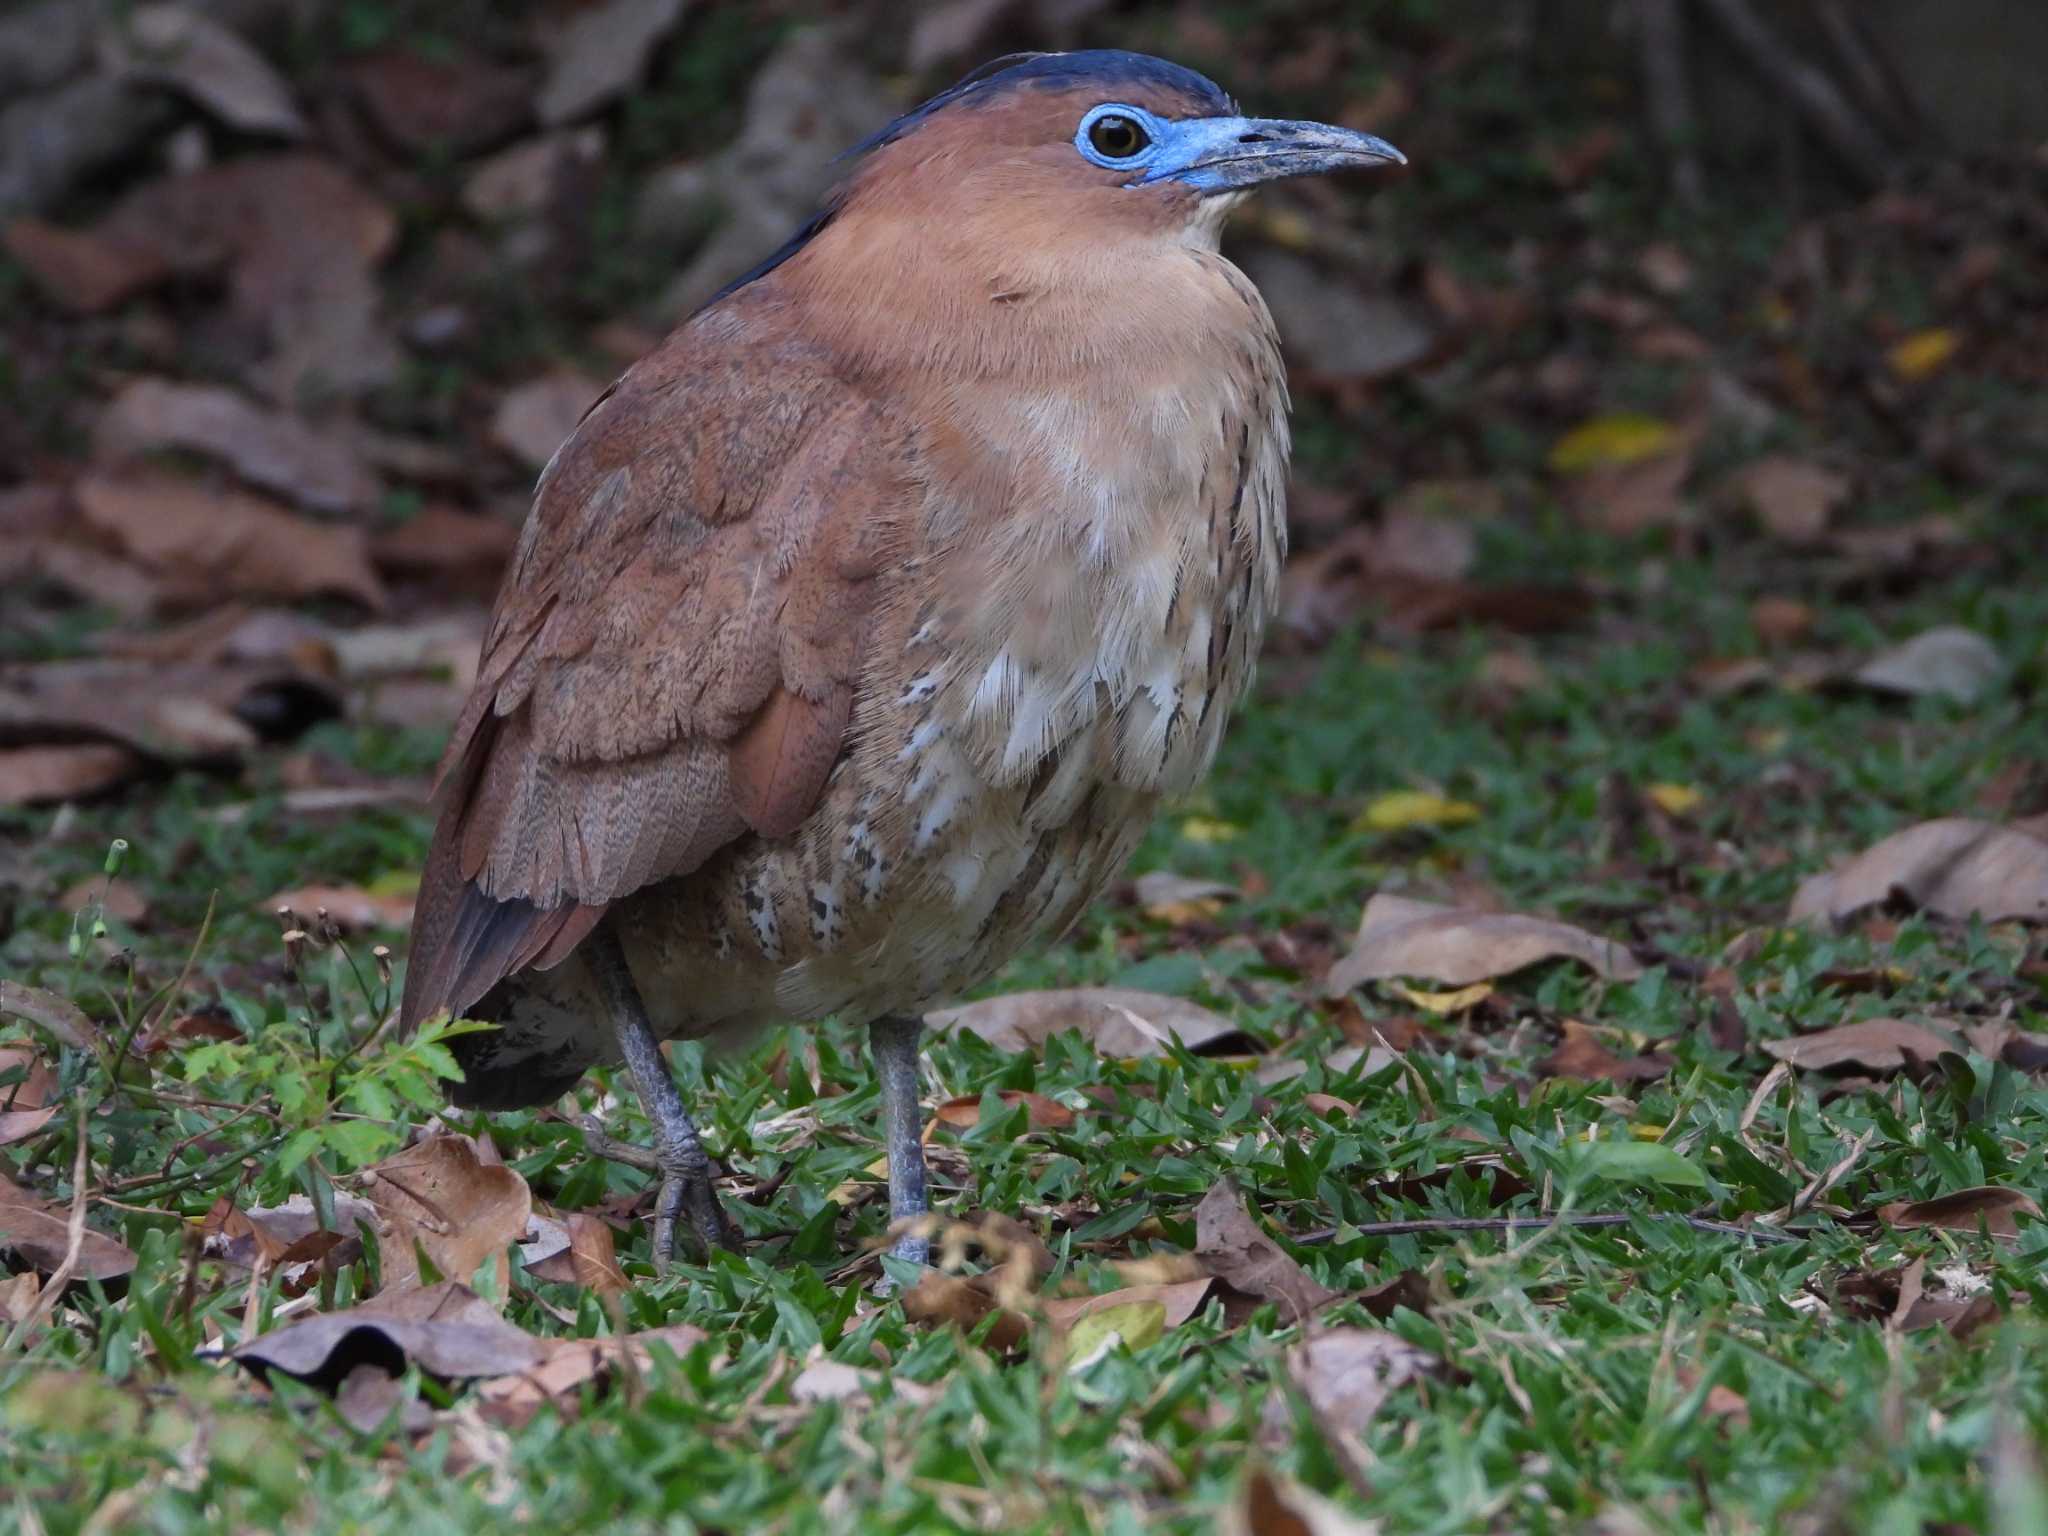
[1638,0,1704,208]
[1693,0,1890,189]
[3,1099,90,1352]
[1293,1211,1808,1246]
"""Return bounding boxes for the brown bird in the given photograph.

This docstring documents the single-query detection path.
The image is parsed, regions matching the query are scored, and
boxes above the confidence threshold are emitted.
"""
[401,50,1404,1268]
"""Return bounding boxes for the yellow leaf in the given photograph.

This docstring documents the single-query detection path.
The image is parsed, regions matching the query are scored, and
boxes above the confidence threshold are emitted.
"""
[1630,1123,1669,1140]
[1887,327,1957,381]
[1644,782,1704,816]
[1389,981,1492,1015]
[826,1156,891,1207]
[1065,1300,1166,1365]
[1547,413,1677,474]
[1356,790,1482,833]
[1179,816,1241,844]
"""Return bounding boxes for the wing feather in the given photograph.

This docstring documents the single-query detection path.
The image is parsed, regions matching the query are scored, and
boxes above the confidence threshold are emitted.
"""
[400,318,912,1032]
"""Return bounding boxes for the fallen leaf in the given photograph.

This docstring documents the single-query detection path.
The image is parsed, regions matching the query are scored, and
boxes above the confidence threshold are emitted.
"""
[475,1323,708,1428]
[1134,871,1238,923]
[1193,1181,1338,1324]
[230,1280,546,1407]
[1227,1467,1381,1536]
[359,1134,533,1296]
[1384,980,1492,1015]
[524,1211,628,1294]
[927,988,1259,1058]
[76,474,386,610]
[1548,413,1677,473]
[0,1271,42,1328]
[1327,894,1642,994]
[1290,1326,1441,1440]
[0,1172,137,1280]
[264,881,415,933]
[94,379,377,515]
[344,46,532,156]
[369,504,519,585]
[99,4,307,138]
[1242,249,1438,380]
[0,744,145,806]
[1355,790,1481,833]
[0,980,99,1052]
[1644,782,1704,817]
[930,1090,1074,1133]
[899,1270,1031,1352]
[1751,596,1815,646]
[535,0,688,126]
[0,1043,59,1145]
[1790,819,2048,926]
[0,217,166,313]
[491,370,605,472]
[1852,626,2001,705]
[1887,327,1958,381]
[1537,1020,1671,1084]
[1040,1278,1217,1334]
[1877,1186,2041,1239]
[1063,1299,1167,1366]
[461,128,606,221]
[1563,429,1696,536]
[1731,456,1850,546]
[0,656,340,764]
[1762,1017,1958,1073]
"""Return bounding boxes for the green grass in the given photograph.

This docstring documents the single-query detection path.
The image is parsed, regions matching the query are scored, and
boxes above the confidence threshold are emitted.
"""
[3,527,2046,1533]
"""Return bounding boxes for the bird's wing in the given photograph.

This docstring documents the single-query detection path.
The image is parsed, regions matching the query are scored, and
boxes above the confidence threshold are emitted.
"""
[401,326,913,1031]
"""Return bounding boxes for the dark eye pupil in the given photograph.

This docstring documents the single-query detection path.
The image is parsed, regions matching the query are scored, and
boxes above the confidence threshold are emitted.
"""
[1089,115,1147,158]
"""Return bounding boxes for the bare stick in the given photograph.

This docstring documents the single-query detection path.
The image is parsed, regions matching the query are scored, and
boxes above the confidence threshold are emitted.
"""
[1693,0,1889,188]
[1639,0,1704,208]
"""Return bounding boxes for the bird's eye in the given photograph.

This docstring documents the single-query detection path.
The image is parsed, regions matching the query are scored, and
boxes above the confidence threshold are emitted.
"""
[1087,114,1150,160]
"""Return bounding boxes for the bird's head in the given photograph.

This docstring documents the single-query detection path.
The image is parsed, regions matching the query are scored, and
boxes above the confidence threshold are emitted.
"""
[717,50,1404,358]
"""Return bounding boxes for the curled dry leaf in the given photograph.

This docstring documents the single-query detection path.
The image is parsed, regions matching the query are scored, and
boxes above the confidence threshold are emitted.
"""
[1193,1181,1339,1325]
[1290,1326,1443,1441]
[0,743,146,807]
[99,4,308,138]
[1326,894,1642,995]
[930,1090,1074,1133]
[535,0,688,125]
[1731,455,1850,546]
[1039,1278,1218,1335]
[230,1280,545,1402]
[1877,1185,2041,1239]
[490,370,606,472]
[1227,1467,1382,1536]
[1790,819,2048,927]
[790,1351,938,1408]
[523,1211,628,1294]
[0,1172,138,1281]
[94,379,378,516]
[359,1134,533,1296]
[1762,1017,1958,1073]
[0,657,341,762]
[0,979,99,1052]
[1852,626,2001,705]
[0,1042,58,1146]
[264,881,416,933]
[475,1324,709,1429]
[76,475,386,611]
[927,987,1258,1058]
[1537,1019,1671,1084]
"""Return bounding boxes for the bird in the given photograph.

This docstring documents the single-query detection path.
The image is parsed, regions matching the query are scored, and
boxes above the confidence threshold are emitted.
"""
[399,49,1405,1270]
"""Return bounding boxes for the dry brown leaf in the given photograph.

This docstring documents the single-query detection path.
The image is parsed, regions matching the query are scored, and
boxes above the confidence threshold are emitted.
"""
[927,987,1256,1058]
[476,1324,708,1428]
[1290,1326,1442,1439]
[1226,1467,1382,1536]
[524,1212,629,1294]
[0,980,98,1052]
[790,1352,938,1407]
[1852,626,2001,705]
[344,47,532,156]
[1193,1181,1338,1325]
[359,1134,533,1295]
[264,882,415,933]
[100,4,307,138]
[899,1270,1031,1352]
[1878,1186,2041,1239]
[1751,596,1815,647]
[0,1172,137,1281]
[0,217,167,313]
[491,370,605,472]
[232,1280,545,1403]
[1732,456,1850,546]
[1040,1278,1217,1334]
[75,475,385,611]
[1537,1019,1671,1084]
[0,1042,59,1146]
[1565,434,1696,536]
[369,504,519,584]
[1762,1017,1958,1073]
[1327,894,1642,994]
[535,0,687,125]
[0,657,340,761]
[930,1090,1074,1133]
[94,379,377,515]
[0,743,145,806]
[1790,819,2048,927]
[0,1270,43,1328]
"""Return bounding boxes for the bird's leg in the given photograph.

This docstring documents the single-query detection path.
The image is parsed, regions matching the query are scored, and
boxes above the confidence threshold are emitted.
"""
[868,1014,930,1266]
[584,926,732,1270]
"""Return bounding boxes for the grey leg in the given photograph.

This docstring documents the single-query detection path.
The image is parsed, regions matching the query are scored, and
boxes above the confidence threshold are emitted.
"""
[868,1014,930,1265]
[584,926,732,1270]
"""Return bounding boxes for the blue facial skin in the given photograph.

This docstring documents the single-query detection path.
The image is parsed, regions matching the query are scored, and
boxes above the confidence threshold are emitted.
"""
[1073,101,1405,193]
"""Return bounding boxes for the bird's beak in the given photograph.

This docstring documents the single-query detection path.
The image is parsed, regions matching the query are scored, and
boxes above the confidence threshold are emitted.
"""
[1142,116,1406,192]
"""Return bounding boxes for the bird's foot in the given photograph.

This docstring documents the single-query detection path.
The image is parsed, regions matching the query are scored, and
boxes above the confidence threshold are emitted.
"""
[647,1121,735,1272]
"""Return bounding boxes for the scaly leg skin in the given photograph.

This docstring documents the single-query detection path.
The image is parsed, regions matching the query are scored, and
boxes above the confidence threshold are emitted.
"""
[584,926,733,1271]
[869,1014,930,1266]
